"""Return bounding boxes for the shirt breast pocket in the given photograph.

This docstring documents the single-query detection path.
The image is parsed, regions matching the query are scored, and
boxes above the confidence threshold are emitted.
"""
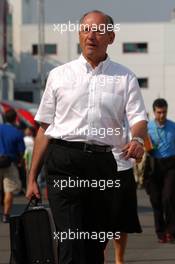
[101,92,123,119]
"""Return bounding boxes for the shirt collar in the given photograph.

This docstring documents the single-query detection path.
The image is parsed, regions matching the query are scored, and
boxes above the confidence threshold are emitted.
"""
[154,119,167,128]
[78,53,110,73]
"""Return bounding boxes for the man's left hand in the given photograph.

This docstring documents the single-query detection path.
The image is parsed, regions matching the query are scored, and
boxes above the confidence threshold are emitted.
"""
[122,140,144,160]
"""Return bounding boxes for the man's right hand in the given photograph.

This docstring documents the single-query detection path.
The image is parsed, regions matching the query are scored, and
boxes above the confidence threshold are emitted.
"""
[26,180,40,200]
[25,124,50,200]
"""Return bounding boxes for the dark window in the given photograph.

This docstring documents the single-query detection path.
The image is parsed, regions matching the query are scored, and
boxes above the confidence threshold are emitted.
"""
[45,44,57,54]
[123,43,148,53]
[7,43,13,57]
[32,44,57,55]
[14,91,33,102]
[32,45,38,55]
[7,13,12,25]
[77,43,82,54]
[138,78,148,88]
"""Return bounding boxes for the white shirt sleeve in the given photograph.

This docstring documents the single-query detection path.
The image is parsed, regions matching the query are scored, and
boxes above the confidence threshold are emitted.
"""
[125,74,148,128]
[35,71,56,124]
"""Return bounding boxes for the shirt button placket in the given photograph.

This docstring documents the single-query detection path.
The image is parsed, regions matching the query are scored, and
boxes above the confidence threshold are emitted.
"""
[87,73,96,140]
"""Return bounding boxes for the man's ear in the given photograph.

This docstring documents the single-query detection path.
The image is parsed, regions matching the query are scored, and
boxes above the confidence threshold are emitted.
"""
[108,32,115,44]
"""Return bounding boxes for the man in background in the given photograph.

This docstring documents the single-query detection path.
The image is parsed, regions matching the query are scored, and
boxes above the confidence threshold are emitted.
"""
[147,98,175,243]
[0,109,25,223]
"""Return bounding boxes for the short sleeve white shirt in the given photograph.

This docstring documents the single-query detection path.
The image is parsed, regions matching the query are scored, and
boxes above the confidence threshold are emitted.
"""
[35,54,147,147]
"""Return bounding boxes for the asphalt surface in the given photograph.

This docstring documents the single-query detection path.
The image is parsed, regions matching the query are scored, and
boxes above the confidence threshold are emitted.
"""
[0,189,175,264]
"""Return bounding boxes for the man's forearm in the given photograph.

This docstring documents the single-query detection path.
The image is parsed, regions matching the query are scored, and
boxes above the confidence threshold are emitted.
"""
[131,120,147,140]
[122,120,147,160]
[28,126,49,182]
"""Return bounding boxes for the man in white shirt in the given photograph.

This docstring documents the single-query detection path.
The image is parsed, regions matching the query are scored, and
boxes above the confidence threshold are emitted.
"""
[26,10,147,264]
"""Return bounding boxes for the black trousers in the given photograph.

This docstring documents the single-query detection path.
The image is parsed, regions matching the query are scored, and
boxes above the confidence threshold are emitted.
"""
[147,156,175,239]
[44,142,120,264]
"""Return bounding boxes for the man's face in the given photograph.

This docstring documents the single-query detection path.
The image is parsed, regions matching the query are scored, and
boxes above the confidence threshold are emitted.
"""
[154,107,167,125]
[79,12,115,60]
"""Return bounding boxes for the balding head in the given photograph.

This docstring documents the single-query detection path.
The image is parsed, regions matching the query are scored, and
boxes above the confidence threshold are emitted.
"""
[79,10,114,28]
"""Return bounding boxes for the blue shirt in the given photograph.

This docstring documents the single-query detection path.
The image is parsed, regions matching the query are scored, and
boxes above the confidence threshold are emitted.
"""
[148,119,175,158]
[0,123,25,162]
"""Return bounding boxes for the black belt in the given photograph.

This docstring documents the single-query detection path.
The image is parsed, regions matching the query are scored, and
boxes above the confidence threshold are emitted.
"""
[50,138,112,153]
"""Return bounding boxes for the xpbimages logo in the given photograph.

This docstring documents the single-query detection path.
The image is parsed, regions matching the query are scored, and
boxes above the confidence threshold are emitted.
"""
[53,177,120,191]
[53,21,120,34]
[53,229,121,243]
[60,127,121,139]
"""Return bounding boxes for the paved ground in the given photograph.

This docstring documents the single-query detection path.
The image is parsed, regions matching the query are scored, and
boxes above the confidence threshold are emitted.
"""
[106,189,175,264]
[0,189,175,264]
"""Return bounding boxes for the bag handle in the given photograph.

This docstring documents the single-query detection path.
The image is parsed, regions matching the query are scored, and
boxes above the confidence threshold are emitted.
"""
[24,195,42,212]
